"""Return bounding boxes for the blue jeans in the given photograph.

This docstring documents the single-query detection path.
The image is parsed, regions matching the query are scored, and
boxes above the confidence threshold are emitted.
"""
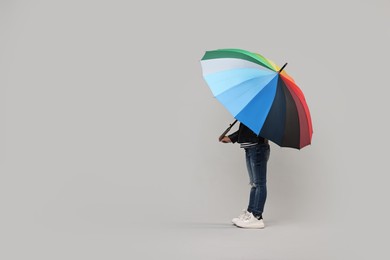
[245,143,270,217]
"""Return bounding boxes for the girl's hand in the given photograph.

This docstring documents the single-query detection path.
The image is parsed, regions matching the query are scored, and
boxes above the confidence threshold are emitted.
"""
[220,136,231,143]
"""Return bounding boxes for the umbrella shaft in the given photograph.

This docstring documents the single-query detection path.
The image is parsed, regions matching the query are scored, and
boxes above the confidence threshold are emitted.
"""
[219,119,238,141]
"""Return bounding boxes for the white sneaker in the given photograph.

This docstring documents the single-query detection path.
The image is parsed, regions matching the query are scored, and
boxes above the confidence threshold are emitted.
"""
[235,212,265,229]
[231,209,249,225]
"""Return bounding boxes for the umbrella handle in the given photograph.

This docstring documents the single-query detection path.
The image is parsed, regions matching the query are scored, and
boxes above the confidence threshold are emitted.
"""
[218,119,238,141]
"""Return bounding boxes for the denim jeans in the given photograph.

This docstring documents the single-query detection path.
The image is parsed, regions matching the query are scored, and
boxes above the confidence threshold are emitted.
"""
[245,143,270,217]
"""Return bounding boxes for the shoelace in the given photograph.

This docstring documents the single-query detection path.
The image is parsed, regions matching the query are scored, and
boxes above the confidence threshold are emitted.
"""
[243,213,253,221]
[238,210,248,219]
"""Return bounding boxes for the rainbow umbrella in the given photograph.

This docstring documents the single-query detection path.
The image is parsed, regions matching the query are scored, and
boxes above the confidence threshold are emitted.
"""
[200,48,313,149]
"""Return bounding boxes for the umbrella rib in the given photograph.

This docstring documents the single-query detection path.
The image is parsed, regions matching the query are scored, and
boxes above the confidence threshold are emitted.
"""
[281,75,313,137]
[204,68,276,97]
[201,58,275,76]
[235,76,279,134]
[215,74,277,117]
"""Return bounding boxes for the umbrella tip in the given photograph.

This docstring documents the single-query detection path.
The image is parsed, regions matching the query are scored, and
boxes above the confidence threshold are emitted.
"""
[278,63,288,73]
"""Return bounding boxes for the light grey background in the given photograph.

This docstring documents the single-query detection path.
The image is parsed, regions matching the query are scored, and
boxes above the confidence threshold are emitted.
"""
[1,0,389,259]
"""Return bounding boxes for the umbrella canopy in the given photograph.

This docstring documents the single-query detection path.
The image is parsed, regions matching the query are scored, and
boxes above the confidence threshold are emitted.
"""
[201,48,313,149]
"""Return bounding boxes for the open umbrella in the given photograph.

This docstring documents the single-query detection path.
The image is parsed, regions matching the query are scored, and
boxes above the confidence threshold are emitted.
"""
[200,48,313,149]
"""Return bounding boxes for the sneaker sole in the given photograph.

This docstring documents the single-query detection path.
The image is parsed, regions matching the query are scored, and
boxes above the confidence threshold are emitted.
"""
[236,225,265,229]
[235,223,265,229]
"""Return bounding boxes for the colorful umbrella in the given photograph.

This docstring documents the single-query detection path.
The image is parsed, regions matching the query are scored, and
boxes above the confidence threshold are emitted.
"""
[200,48,313,149]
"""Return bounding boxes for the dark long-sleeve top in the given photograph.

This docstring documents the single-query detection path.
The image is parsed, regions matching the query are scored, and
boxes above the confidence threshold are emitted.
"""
[228,123,268,145]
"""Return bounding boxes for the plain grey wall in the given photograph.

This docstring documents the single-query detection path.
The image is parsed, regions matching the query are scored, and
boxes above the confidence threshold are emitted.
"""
[1,0,389,259]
